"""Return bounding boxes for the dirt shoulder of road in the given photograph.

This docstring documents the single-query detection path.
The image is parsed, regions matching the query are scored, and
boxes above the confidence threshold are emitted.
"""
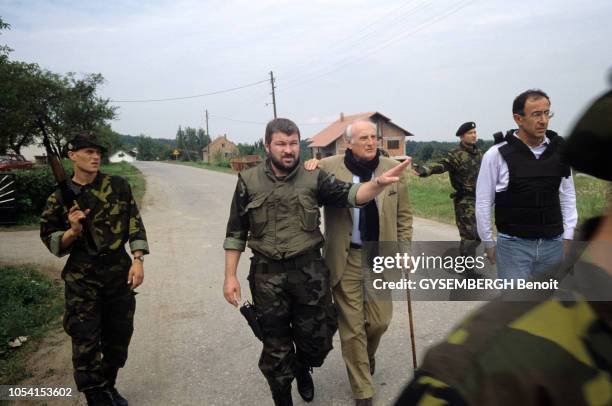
[0,261,80,405]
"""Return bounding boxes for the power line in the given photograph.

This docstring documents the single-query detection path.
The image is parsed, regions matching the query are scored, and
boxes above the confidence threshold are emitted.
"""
[278,0,475,91]
[278,0,434,85]
[110,79,268,103]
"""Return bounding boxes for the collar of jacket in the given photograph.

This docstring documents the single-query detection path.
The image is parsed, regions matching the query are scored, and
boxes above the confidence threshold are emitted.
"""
[459,142,478,154]
[69,171,105,190]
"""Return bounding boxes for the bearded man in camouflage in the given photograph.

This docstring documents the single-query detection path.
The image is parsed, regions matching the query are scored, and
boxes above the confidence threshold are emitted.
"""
[40,132,148,406]
[414,122,483,261]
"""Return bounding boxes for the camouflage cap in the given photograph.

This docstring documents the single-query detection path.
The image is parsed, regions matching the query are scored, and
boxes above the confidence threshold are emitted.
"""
[456,122,476,137]
[66,132,107,153]
[563,89,612,181]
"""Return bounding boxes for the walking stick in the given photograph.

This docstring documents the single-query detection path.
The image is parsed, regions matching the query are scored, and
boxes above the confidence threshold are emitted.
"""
[406,271,417,369]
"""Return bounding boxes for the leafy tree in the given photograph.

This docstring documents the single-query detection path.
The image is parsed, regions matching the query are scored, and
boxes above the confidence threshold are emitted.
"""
[182,127,199,161]
[137,135,159,161]
[237,138,266,158]
[0,60,42,154]
[96,124,123,156]
[0,18,116,155]
[419,144,434,162]
[0,17,11,62]
[136,134,172,161]
[197,127,211,150]
[38,71,117,153]
[0,61,116,154]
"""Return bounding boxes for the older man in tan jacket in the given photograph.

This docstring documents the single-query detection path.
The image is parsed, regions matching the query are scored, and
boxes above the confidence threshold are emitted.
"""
[308,120,413,405]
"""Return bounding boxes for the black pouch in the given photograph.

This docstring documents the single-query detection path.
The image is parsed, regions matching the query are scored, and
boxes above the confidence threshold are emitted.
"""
[240,301,264,341]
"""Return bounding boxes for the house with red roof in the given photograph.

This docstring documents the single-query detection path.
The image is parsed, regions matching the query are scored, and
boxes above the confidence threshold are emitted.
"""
[307,112,413,159]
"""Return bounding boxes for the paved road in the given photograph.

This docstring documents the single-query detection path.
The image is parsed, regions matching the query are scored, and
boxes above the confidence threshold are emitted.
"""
[0,162,480,406]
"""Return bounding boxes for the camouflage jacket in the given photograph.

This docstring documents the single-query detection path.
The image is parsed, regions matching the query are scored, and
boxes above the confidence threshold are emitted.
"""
[396,261,612,406]
[40,172,149,258]
[420,143,482,197]
[224,159,360,260]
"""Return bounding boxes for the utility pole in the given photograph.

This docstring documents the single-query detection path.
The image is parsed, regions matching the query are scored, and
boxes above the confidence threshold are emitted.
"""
[269,71,277,118]
[205,109,209,137]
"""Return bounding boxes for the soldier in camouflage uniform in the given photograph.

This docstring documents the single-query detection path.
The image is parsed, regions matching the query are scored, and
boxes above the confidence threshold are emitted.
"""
[223,118,410,406]
[414,122,483,260]
[40,133,148,406]
[394,89,612,406]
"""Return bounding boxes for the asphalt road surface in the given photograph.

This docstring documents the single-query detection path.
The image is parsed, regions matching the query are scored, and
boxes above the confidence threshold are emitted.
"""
[0,162,481,406]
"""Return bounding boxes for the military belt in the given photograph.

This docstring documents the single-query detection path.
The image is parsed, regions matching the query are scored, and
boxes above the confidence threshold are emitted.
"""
[70,247,128,264]
[251,249,321,272]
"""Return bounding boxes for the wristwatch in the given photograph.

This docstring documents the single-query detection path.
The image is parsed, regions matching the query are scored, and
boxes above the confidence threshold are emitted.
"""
[134,255,145,263]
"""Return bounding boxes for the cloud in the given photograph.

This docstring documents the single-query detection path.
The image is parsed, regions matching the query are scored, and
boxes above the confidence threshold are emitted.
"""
[2,0,611,142]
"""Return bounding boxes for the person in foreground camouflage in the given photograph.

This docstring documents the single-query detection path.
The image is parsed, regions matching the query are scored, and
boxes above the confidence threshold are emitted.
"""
[394,89,612,406]
[223,118,411,406]
[40,133,148,406]
[413,122,482,260]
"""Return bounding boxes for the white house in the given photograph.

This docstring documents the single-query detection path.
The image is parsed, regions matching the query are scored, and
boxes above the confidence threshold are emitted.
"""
[109,149,136,163]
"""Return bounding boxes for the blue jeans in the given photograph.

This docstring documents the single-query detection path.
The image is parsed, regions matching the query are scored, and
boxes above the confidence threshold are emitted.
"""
[496,233,563,280]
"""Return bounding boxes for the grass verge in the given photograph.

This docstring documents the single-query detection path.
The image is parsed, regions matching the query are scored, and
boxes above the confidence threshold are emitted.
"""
[0,264,63,385]
[100,161,146,206]
[407,174,455,224]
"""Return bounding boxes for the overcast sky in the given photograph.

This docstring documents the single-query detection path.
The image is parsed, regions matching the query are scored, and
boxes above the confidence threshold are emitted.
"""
[2,0,611,144]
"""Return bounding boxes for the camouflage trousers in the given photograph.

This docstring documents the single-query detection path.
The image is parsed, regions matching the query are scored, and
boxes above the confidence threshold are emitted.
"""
[62,249,136,392]
[248,250,338,395]
[453,196,480,257]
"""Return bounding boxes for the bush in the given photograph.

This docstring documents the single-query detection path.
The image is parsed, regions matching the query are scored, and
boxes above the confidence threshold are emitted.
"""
[212,150,231,168]
[9,167,56,222]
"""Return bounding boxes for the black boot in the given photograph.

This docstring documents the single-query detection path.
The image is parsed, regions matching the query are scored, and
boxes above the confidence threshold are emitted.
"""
[294,366,314,402]
[84,388,115,406]
[272,390,293,406]
[108,387,128,406]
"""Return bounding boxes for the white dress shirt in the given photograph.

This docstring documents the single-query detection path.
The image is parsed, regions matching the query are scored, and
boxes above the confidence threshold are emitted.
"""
[475,132,577,247]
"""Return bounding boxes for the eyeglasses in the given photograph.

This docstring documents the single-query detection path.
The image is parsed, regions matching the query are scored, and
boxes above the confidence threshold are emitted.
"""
[527,110,555,120]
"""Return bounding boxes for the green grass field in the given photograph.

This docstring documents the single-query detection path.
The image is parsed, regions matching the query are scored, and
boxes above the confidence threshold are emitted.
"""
[99,161,146,205]
[408,172,610,227]
[0,265,63,385]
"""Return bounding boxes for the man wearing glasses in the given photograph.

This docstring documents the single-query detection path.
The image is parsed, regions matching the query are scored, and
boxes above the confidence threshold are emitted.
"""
[475,89,577,280]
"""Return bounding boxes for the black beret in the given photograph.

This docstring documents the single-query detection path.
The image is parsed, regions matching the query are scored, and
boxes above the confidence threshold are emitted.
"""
[456,121,476,137]
[563,89,612,181]
[66,132,106,153]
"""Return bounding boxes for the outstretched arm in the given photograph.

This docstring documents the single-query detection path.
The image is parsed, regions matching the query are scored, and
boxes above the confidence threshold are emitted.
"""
[355,158,412,205]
